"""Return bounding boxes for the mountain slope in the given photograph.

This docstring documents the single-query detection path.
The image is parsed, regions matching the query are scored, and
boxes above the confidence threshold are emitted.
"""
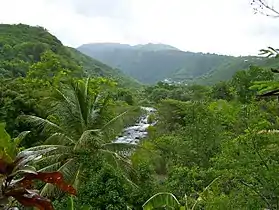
[77,43,266,84]
[65,47,140,87]
[191,57,265,85]
[0,24,140,87]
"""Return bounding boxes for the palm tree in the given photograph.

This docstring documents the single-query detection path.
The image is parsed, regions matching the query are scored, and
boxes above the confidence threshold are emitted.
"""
[20,78,137,197]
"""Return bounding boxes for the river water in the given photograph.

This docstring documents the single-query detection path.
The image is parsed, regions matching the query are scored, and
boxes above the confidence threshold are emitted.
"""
[114,107,156,144]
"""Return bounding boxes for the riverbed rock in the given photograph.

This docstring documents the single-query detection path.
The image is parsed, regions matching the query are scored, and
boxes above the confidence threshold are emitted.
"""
[114,107,156,144]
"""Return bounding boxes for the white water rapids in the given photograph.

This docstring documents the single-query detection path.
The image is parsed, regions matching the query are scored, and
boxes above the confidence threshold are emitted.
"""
[114,107,156,144]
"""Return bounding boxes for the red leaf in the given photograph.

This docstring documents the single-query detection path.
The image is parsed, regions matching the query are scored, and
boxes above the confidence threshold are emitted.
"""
[0,159,9,174]
[36,172,63,183]
[4,187,26,197]
[0,159,13,175]
[14,193,54,210]
[19,178,33,188]
[56,182,77,196]
[23,172,77,195]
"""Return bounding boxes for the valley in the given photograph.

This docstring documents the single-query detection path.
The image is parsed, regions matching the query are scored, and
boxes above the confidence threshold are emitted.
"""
[1,23,279,210]
[77,42,270,85]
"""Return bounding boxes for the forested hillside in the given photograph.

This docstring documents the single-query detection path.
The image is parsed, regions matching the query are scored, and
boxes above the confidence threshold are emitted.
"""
[3,22,279,210]
[77,43,267,84]
[0,24,139,87]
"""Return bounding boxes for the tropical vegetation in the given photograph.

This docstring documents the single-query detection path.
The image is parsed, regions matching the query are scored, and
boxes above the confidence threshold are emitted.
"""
[2,2,279,208]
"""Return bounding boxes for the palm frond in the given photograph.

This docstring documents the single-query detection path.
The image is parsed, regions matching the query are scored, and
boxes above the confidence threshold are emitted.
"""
[13,147,58,172]
[99,149,138,188]
[88,92,109,127]
[78,77,90,127]
[70,80,87,133]
[101,142,138,156]
[74,129,101,150]
[53,88,73,108]
[18,115,64,135]
[88,109,100,126]
[7,131,31,159]
[99,149,132,166]
[25,145,70,152]
[101,106,140,132]
[91,92,105,112]
[101,110,129,132]
[38,162,62,172]
[44,133,74,146]
[71,164,83,191]
[52,81,90,137]
[88,90,101,124]
[34,153,70,168]
[25,145,72,166]
[101,107,140,142]
[16,146,57,160]
[83,78,90,103]
[14,131,31,143]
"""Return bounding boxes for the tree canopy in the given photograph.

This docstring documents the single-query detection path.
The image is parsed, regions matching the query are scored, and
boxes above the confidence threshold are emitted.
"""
[2,23,279,209]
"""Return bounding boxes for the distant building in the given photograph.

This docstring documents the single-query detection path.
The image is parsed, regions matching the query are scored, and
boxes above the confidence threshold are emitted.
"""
[162,78,187,86]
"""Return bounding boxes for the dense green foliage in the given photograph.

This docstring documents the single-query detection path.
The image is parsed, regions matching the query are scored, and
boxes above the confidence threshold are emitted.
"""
[3,23,279,209]
[134,64,279,209]
[77,43,269,84]
[0,24,140,87]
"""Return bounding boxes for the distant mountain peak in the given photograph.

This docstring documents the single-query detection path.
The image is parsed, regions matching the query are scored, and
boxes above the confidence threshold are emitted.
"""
[133,43,180,51]
[78,43,180,52]
[77,42,266,85]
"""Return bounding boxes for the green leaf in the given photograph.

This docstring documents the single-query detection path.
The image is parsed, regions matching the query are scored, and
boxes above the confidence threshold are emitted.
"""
[9,165,37,177]
[0,123,13,162]
[80,206,92,210]
[67,196,74,210]
[142,192,181,210]
[8,131,31,159]
[0,123,11,151]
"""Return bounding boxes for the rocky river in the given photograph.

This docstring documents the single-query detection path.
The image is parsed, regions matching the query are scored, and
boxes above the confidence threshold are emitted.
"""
[114,107,156,144]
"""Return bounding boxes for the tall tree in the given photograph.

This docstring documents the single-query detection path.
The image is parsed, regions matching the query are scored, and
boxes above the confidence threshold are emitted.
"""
[19,78,137,197]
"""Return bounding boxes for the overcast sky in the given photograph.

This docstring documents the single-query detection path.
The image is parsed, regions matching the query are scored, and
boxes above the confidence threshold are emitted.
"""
[1,0,279,56]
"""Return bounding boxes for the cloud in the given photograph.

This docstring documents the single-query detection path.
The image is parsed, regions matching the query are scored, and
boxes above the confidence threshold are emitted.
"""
[1,0,279,56]
[71,0,132,19]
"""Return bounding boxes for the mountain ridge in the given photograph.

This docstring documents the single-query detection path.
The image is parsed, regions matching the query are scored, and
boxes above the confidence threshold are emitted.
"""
[78,43,180,52]
[77,43,266,84]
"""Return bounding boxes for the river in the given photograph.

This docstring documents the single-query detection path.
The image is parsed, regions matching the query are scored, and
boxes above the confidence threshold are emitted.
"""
[114,107,156,144]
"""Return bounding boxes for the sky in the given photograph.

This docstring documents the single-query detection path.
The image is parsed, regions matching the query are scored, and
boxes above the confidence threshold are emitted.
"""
[1,0,279,56]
